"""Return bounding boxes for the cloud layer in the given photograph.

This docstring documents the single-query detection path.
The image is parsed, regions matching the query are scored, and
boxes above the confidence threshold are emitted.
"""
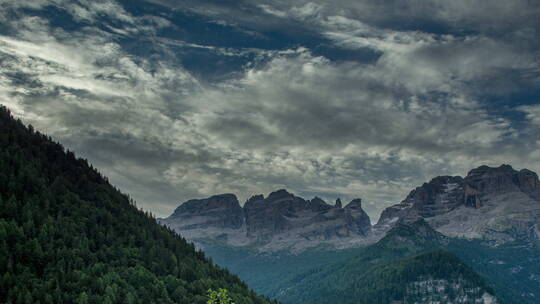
[1,0,539,221]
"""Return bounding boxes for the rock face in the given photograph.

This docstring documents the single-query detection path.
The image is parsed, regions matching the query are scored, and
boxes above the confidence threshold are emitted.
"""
[376,165,540,244]
[167,194,244,229]
[160,189,373,252]
[161,164,540,251]
[377,176,466,228]
[335,198,343,208]
[158,194,248,245]
[344,199,372,236]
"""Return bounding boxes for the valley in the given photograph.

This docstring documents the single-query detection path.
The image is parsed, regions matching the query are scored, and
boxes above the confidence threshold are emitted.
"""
[161,164,540,303]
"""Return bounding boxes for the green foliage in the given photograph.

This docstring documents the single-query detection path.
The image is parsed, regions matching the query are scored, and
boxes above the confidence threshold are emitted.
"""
[0,105,276,304]
[449,239,540,304]
[208,220,540,304]
[262,221,495,304]
[207,288,234,304]
[202,243,366,297]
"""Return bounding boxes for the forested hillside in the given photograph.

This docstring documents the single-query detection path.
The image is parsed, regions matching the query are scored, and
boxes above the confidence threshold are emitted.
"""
[0,105,275,304]
[274,220,497,304]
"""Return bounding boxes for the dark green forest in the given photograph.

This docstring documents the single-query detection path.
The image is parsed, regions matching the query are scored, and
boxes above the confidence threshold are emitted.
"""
[271,220,496,304]
[202,213,540,304]
[0,105,275,304]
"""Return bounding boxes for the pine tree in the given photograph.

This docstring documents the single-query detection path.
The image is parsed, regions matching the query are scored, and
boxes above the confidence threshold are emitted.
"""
[0,106,278,304]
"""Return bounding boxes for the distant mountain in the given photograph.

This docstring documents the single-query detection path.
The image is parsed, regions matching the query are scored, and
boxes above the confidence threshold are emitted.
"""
[0,106,274,304]
[159,189,374,252]
[160,165,540,303]
[201,221,539,303]
[273,220,498,304]
[376,164,540,245]
[162,164,540,254]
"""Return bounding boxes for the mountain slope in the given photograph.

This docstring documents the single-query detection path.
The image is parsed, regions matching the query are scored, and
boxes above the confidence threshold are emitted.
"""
[274,220,497,304]
[448,239,540,304]
[0,106,275,304]
[156,164,540,303]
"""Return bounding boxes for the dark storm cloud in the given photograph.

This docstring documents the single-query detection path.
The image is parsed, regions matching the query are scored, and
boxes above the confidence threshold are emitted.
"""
[1,0,540,220]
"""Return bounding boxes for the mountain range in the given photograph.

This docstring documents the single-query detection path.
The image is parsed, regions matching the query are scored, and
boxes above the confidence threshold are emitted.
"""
[377,165,540,244]
[160,163,540,303]
[159,190,373,252]
[3,103,537,303]
[160,164,540,252]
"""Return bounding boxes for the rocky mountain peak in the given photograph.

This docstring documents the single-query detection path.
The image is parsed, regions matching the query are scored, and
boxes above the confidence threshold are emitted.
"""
[376,175,465,226]
[466,164,515,178]
[342,198,372,236]
[464,164,521,194]
[517,169,540,200]
[247,194,265,202]
[309,197,332,212]
[244,194,266,210]
[162,194,244,233]
[171,193,240,216]
[267,189,294,200]
[377,164,540,245]
[161,189,375,252]
[462,164,540,203]
[345,198,363,209]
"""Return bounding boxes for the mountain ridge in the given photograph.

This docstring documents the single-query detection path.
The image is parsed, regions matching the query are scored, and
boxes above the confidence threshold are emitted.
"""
[159,189,374,252]
[376,164,540,245]
[162,164,540,253]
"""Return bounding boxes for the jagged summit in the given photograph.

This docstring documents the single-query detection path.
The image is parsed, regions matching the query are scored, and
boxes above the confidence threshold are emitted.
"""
[345,198,363,209]
[377,164,540,244]
[171,193,240,216]
[160,189,374,252]
[166,193,244,234]
[308,197,333,212]
[161,164,540,252]
[268,189,293,198]
[245,194,265,205]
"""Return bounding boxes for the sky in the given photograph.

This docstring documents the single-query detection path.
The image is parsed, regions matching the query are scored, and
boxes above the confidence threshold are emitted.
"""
[1,0,540,221]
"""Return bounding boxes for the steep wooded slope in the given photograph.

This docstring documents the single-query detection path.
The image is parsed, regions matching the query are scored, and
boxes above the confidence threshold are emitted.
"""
[0,106,275,304]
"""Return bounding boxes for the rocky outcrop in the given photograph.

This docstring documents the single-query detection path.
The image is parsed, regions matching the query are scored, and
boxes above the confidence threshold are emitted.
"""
[158,194,248,245]
[335,198,343,208]
[160,189,374,252]
[161,164,540,250]
[163,194,244,230]
[344,199,371,236]
[377,175,466,227]
[376,165,540,244]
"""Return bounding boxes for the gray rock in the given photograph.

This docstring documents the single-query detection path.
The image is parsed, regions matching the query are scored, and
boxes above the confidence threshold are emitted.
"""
[335,198,343,208]
[244,189,306,239]
[376,164,540,244]
[162,189,374,252]
[163,193,244,230]
[344,199,372,236]
[377,175,465,226]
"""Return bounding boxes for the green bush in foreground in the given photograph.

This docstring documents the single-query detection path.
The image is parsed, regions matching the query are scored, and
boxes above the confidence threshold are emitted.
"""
[208,288,234,304]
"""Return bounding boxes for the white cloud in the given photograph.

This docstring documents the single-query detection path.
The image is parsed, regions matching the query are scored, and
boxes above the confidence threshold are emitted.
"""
[520,105,540,126]
[1,0,539,221]
[163,47,530,220]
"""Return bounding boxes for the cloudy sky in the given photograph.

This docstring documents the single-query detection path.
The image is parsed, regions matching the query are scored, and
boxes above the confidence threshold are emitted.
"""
[1,0,540,221]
